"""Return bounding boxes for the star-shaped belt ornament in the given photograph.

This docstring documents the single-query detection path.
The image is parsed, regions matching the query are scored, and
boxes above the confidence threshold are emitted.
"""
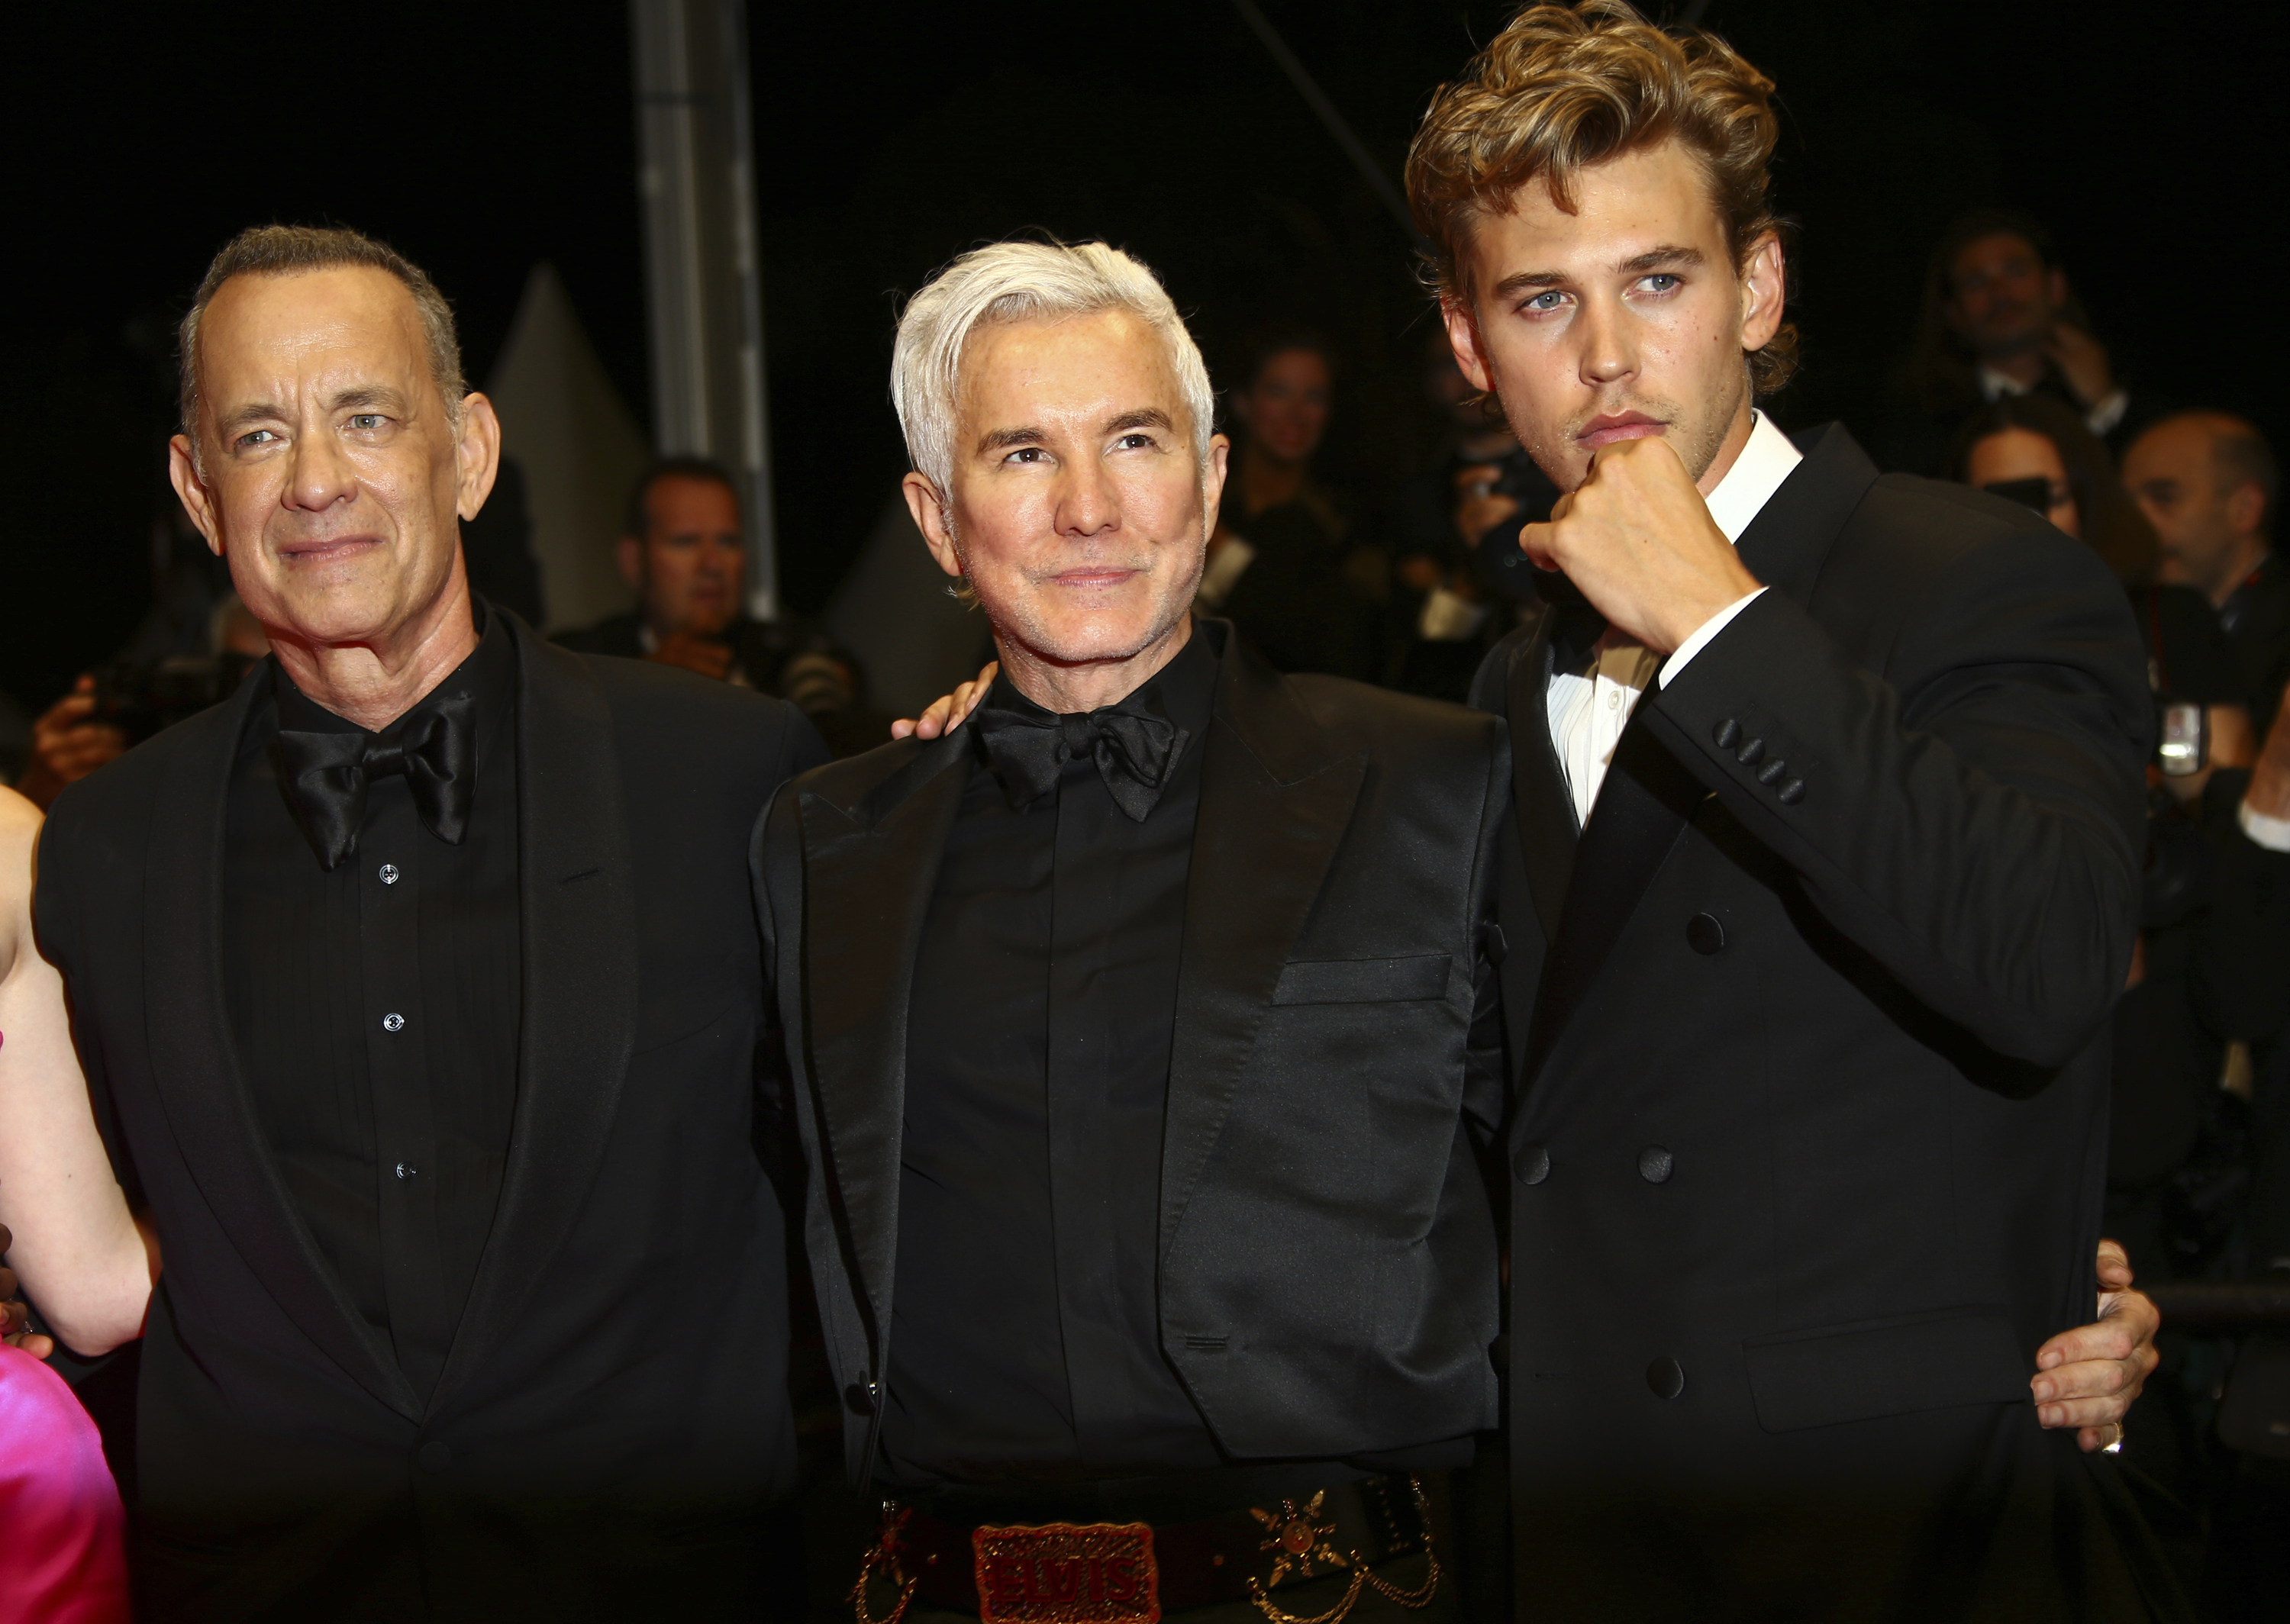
[1250,1490,1350,1588]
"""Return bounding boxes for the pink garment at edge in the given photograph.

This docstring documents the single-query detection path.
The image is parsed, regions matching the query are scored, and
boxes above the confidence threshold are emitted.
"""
[0,1343,130,1623]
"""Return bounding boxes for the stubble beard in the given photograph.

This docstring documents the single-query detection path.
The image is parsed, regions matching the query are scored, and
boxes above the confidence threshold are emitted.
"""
[955,508,1209,674]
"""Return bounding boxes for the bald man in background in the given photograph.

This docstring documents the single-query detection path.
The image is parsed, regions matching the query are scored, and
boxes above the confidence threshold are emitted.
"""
[2127,411,2290,731]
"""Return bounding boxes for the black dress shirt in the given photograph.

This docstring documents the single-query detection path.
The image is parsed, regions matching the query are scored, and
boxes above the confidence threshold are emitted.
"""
[885,630,1222,1487]
[224,613,521,1400]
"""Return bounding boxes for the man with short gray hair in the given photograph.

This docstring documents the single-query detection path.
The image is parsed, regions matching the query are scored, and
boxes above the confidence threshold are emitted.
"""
[35,223,827,1619]
[756,239,1508,1621]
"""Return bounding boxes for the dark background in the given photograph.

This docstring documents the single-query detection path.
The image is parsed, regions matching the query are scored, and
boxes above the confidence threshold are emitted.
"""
[6,0,2283,714]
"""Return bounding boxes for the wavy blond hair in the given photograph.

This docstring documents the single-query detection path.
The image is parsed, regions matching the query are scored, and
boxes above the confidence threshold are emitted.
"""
[1405,0,1797,396]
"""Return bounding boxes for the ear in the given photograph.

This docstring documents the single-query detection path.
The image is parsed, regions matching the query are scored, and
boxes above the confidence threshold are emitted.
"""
[614,536,645,594]
[903,472,966,582]
[2225,480,2266,540]
[455,392,503,520]
[168,433,224,559]
[1442,299,1495,395]
[1200,433,1232,526]
[1740,231,1785,354]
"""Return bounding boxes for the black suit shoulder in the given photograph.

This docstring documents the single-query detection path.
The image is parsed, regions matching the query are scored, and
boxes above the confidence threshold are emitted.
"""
[563,643,830,805]
[1283,671,1505,772]
[550,611,644,658]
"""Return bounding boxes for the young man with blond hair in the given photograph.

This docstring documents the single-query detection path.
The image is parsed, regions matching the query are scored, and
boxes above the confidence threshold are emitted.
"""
[1417,3,2165,1616]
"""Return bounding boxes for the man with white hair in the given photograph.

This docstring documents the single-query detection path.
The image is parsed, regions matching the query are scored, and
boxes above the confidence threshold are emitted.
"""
[753,240,1507,1622]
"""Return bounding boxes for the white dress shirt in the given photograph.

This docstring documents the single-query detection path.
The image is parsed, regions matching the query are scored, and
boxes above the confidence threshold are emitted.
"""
[1976,362,2129,440]
[1545,410,1803,826]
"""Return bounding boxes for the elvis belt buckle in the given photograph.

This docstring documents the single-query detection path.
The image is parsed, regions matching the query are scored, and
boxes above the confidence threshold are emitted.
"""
[971,1520,1160,1624]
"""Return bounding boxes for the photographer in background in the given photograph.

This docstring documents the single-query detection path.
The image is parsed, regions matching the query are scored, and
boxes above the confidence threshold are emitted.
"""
[554,457,889,754]
[14,593,269,810]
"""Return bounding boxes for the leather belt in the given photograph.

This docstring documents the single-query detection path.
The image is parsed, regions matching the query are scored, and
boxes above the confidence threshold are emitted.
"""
[853,1471,1439,1622]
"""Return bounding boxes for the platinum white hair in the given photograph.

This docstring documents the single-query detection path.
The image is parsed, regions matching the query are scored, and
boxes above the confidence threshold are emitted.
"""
[891,239,1216,500]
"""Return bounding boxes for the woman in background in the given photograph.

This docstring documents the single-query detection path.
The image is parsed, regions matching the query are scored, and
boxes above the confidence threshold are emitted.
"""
[1205,329,1384,682]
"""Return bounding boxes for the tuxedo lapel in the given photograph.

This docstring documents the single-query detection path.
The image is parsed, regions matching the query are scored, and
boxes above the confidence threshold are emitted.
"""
[794,731,972,1345]
[1162,636,1366,1257]
[432,628,637,1410]
[1518,427,1876,1088]
[140,673,423,1420]
[1520,708,1704,1083]
[1736,424,1880,608]
[1504,601,1579,946]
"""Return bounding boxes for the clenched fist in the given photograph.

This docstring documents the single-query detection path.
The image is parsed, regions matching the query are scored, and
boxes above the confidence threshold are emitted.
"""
[1518,435,1761,656]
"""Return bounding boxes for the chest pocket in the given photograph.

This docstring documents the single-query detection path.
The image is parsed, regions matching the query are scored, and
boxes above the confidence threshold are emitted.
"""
[1272,955,1453,1005]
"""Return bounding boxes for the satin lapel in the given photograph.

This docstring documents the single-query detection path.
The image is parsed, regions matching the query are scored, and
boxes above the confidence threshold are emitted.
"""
[1736,424,1881,608]
[140,674,423,1419]
[1162,641,1366,1258]
[432,630,637,1410]
[796,731,972,1342]
[1504,602,1578,946]
[1520,704,1705,1084]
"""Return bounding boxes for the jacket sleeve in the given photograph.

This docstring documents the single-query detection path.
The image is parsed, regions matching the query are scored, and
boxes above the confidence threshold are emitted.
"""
[1640,529,2150,1068]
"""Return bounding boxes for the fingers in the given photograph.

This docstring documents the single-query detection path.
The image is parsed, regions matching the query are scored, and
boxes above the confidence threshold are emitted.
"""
[1518,521,1559,572]
[2,1331,56,1361]
[2036,1378,2138,1432]
[2034,1316,2139,1375]
[889,718,917,740]
[2095,1236,2134,1291]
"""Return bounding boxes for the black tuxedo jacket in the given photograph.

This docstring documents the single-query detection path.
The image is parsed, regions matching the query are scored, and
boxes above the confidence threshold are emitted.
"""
[1470,427,2162,1619]
[753,627,1509,1481]
[36,617,824,1622]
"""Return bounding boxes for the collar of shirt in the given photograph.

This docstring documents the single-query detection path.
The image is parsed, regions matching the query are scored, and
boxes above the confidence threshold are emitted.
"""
[1546,411,1801,828]
[977,618,1220,749]
[269,601,516,765]
[1977,364,2029,402]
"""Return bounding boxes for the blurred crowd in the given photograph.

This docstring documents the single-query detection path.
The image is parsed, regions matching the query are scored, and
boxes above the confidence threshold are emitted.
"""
[5,205,2288,1609]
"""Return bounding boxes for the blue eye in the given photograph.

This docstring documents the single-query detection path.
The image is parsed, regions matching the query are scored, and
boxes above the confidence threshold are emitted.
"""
[349,414,385,430]
[1526,291,1565,312]
[1643,274,1682,294]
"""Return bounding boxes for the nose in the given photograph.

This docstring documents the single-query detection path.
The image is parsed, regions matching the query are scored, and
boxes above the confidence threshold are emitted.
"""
[1578,292,1637,389]
[283,423,358,515]
[1055,455,1121,538]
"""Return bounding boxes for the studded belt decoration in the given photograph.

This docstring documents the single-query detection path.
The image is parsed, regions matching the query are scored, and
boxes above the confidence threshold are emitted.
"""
[850,1474,1440,1624]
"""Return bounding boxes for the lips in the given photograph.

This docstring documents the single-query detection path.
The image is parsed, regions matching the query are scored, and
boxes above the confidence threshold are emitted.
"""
[278,534,385,564]
[1576,412,1666,450]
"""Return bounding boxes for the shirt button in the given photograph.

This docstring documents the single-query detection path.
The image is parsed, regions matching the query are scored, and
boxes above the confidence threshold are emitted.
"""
[395,1162,418,1180]
[379,862,400,885]
[417,1440,452,1471]
[1607,689,1621,709]
[382,1012,406,1033]
[1647,1358,1686,1400]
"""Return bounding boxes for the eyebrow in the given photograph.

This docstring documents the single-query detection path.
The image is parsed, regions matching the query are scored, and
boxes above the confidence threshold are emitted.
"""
[1490,243,1708,299]
[974,407,1176,456]
[213,384,412,438]
[977,424,1048,454]
[325,384,409,414]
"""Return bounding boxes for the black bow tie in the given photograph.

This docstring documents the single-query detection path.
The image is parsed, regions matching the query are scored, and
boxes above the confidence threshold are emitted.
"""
[972,691,1191,822]
[271,689,478,871]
